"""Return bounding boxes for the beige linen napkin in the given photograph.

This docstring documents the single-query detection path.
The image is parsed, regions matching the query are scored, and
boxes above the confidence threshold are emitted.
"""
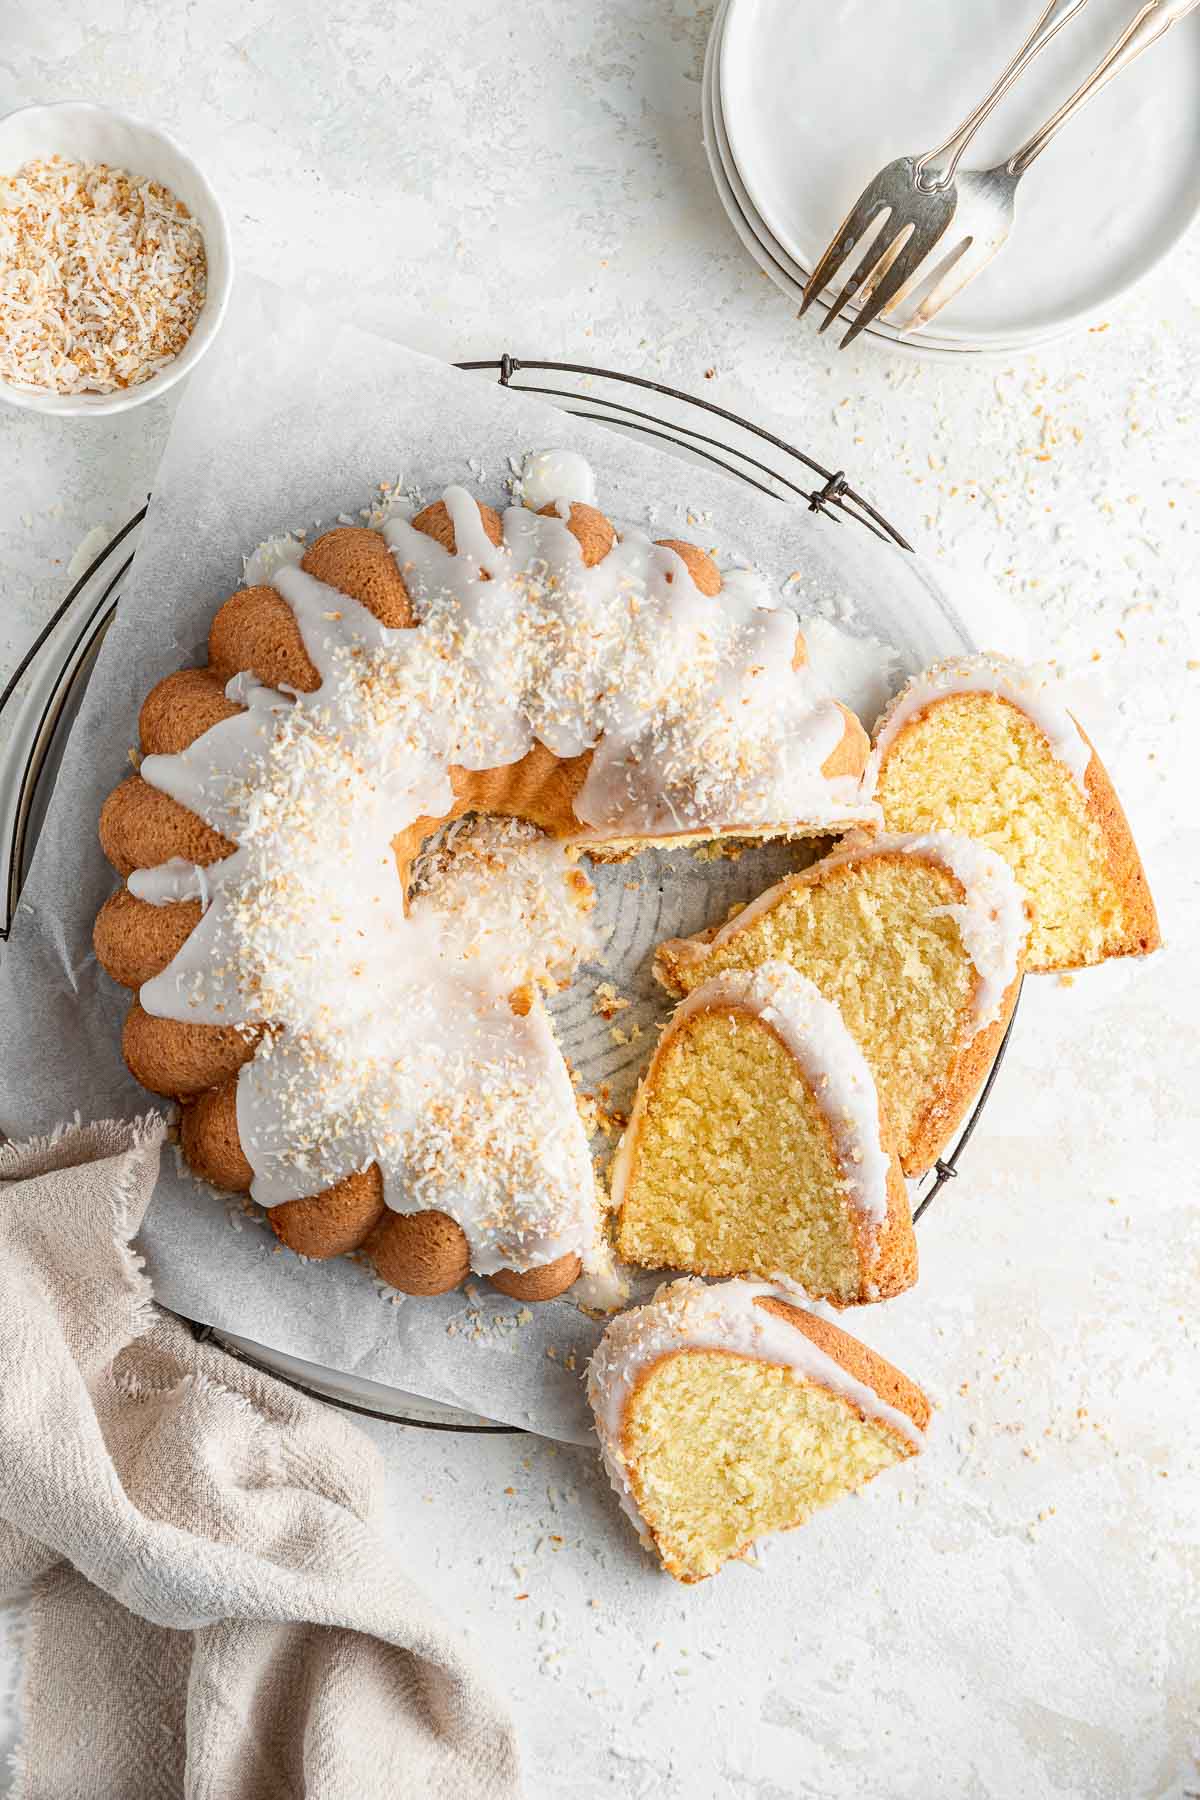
[0,1115,521,1799]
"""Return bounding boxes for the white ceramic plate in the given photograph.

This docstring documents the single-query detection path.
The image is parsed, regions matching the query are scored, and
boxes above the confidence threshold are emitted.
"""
[720,0,1200,347]
[703,5,1001,359]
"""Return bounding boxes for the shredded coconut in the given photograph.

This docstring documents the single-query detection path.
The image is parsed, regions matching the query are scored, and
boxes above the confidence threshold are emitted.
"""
[0,156,206,394]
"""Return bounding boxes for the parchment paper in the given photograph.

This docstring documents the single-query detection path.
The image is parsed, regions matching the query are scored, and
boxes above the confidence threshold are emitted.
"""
[0,278,980,1442]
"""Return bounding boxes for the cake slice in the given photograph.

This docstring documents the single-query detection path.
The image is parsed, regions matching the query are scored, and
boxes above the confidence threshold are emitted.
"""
[654,832,1030,1176]
[611,962,915,1304]
[588,1277,929,1583]
[867,654,1159,972]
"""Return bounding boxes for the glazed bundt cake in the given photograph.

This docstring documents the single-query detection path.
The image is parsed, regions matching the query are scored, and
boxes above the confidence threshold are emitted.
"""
[588,1277,929,1582]
[611,962,915,1304]
[94,451,880,1303]
[654,832,1030,1176]
[867,654,1160,972]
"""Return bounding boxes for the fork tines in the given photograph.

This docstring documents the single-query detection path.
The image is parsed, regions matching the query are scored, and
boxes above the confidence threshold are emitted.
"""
[801,158,956,348]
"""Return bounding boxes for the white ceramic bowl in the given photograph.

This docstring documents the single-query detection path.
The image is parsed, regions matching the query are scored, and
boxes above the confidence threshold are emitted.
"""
[0,101,233,416]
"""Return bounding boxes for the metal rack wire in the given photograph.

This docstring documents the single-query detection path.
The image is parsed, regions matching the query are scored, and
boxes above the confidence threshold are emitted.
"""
[0,352,1016,1431]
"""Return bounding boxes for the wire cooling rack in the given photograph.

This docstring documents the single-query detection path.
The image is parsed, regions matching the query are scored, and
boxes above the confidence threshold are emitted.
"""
[0,353,1017,1432]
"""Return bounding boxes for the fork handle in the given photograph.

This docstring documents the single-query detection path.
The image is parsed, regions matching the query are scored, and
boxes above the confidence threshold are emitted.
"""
[1007,0,1200,175]
[915,0,1091,188]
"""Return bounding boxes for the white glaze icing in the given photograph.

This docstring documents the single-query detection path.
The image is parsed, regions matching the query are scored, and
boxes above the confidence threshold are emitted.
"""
[133,462,876,1281]
[409,814,597,991]
[865,652,1093,793]
[241,531,305,588]
[518,447,598,510]
[128,856,210,907]
[609,961,893,1245]
[383,489,878,836]
[670,830,1028,1037]
[587,1276,925,1542]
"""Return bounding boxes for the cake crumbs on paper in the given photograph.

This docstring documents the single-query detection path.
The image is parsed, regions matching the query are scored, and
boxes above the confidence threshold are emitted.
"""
[592,980,631,1019]
[1,156,207,395]
[691,839,746,863]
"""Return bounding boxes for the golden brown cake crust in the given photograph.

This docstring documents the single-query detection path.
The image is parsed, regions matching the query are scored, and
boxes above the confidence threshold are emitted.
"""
[208,585,321,692]
[269,1166,387,1259]
[654,539,721,596]
[93,887,204,989]
[123,1003,257,1099]
[537,501,616,567]
[300,526,416,628]
[363,1208,472,1295]
[139,667,243,755]
[490,1254,582,1301]
[100,776,236,878]
[1078,723,1161,961]
[823,703,870,781]
[180,1080,253,1191]
[411,498,504,556]
[754,1296,931,1434]
[866,1128,918,1302]
[392,743,595,893]
[902,965,1022,1175]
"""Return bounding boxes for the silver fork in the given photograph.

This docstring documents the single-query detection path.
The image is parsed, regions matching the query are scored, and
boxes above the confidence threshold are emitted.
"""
[800,0,1090,348]
[893,0,1200,334]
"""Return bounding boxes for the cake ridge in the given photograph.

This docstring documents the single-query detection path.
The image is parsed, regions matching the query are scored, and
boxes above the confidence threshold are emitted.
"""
[97,454,877,1299]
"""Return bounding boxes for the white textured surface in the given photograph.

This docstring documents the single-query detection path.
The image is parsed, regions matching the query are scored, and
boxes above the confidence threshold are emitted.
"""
[1,4,1197,1796]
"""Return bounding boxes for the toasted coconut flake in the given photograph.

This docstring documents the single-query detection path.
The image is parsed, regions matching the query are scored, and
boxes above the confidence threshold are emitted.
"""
[0,156,207,395]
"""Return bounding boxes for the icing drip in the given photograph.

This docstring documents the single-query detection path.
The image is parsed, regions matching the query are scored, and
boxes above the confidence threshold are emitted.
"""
[129,856,210,907]
[587,1276,925,1542]
[383,493,879,834]
[866,652,1093,792]
[518,447,598,510]
[134,462,876,1281]
[698,830,1029,1037]
[610,961,893,1242]
[875,832,1029,1033]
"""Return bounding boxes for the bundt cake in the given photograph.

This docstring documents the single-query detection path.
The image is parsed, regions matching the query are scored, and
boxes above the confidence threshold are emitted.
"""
[654,832,1030,1176]
[93,450,880,1303]
[588,1277,929,1582]
[611,962,915,1304]
[866,654,1160,972]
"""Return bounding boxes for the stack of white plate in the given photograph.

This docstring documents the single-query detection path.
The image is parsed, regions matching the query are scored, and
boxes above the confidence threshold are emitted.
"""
[704,0,1200,359]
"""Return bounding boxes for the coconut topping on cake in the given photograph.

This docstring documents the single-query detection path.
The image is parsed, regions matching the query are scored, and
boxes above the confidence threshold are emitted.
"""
[381,491,878,836]
[409,814,596,992]
[130,462,877,1286]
